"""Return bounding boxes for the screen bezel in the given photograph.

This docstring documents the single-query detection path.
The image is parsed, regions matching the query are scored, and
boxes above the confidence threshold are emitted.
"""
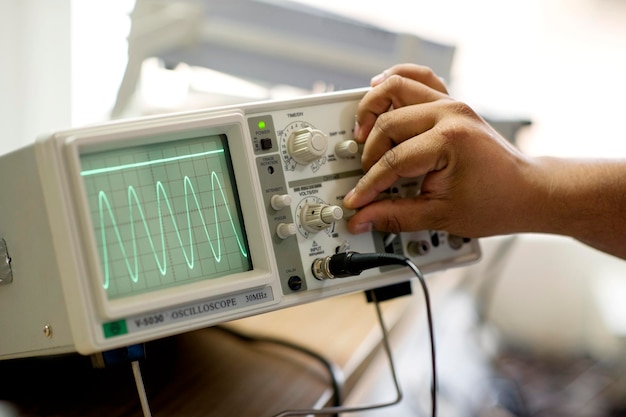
[62,111,278,320]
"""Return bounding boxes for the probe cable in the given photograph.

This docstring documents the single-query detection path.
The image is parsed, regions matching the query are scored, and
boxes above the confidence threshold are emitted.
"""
[272,251,438,417]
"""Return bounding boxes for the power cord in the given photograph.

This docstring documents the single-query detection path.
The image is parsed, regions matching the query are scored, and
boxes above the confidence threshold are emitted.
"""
[214,325,345,413]
[132,360,153,417]
[272,251,437,417]
[270,290,403,417]
[91,345,153,417]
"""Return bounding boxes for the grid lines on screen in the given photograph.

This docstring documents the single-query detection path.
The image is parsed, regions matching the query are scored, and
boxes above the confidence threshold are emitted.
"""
[79,134,251,300]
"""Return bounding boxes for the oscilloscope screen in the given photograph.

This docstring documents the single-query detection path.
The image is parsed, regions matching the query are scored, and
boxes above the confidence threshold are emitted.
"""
[79,134,253,300]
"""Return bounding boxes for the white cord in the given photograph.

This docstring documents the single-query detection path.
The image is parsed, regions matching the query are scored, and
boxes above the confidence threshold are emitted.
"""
[132,360,153,417]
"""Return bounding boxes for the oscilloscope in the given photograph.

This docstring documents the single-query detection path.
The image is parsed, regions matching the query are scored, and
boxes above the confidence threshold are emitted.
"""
[0,88,480,360]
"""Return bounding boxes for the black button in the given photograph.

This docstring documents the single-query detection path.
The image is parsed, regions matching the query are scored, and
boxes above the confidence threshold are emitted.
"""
[430,232,440,247]
[260,138,272,150]
[288,276,303,291]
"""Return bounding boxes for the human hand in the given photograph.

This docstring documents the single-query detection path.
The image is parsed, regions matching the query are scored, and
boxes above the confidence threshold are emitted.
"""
[343,63,534,239]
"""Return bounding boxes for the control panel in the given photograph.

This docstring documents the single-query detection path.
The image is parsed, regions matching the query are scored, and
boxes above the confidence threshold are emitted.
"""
[243,90,479,301]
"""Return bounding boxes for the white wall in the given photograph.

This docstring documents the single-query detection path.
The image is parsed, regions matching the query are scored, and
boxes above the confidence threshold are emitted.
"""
[296,0,626,158]
[3,0,625,158]
[70,1,134,127]
[0,1,71,154]
[0,1,132,155]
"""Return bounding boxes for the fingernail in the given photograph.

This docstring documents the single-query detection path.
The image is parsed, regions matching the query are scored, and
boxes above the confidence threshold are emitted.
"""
[353,121,361,140]
[370,70,387,86]
[352,222,373,234]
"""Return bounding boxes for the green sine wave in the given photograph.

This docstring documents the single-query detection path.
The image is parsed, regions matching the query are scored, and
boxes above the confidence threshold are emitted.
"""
[97,173,248,290]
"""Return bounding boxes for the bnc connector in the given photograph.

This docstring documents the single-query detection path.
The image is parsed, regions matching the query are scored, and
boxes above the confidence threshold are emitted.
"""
[311,256,335,280]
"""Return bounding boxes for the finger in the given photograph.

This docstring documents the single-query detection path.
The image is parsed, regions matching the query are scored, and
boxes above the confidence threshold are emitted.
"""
[355,75,448,142]
[344,129,448,210]
[360,103,439,172]
[346,196,443,235]
[371,64,448,94]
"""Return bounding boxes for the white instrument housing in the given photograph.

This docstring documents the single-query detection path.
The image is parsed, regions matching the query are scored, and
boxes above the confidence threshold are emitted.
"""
[0,88,480,359]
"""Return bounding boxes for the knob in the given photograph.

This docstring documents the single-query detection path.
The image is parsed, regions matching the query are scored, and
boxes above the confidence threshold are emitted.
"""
[287,127,328,165]
[276,223,297,239]
[448,234,465,250]
[335,140,359,158]
[300,203,343,233]
[270,194,292,210]
[407,240,430,256]
[320,205,343,224]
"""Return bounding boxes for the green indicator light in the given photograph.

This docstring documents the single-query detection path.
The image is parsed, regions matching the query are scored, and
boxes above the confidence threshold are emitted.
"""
[103,320,128,338]
[258,120,266,130]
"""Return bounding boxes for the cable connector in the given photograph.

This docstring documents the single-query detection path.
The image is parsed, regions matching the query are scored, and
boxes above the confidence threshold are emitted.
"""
[311,251,408,280]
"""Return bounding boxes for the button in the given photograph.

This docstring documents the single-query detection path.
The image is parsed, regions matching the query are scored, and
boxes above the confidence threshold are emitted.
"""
[260,138,272,150]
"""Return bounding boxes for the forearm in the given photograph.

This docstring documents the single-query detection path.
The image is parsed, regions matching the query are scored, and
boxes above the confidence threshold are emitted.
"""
[519,157,626,259]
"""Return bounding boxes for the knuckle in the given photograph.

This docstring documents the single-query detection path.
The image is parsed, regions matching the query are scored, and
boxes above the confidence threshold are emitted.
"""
[446,100,480,120]
[418,65,437,80]
[382,73,406,94]
[380,147,400,170]
[437,100,481,142]
[372,111,395,137]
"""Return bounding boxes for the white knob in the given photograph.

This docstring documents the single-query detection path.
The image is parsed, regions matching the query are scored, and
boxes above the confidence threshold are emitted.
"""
[320,205,343,224]
[276,223,297,239]
[300,203,344,233]
[287,127,328,165]
[271,194,292,210]
[335,140,359,158]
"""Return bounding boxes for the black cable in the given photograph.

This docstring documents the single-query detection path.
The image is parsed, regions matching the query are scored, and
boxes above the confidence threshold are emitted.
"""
[270,293,403,417]
[214,325,345,412]
[272,251,437,417]
[120,252,435,417]
[332,252,437,417]
[404,258,438,417]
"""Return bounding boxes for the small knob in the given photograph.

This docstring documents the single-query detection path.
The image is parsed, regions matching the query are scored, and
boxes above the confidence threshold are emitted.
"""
[300,203,343,233]
[407,240,430,257]
[320,205,343,224]
[276,223,297,239]
[335,140,359,158]
[271,194,292,210]
[287,127,328,165]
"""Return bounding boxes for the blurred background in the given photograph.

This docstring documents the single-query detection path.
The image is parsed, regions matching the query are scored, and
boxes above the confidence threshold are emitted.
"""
[3,0,626,157]
[2,1,626,415]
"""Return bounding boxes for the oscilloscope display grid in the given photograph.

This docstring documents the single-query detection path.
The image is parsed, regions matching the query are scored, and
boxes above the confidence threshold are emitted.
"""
[79,134,252,300]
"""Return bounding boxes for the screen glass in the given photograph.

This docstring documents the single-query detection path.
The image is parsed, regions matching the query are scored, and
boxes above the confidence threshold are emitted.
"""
[79,134,252,300]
